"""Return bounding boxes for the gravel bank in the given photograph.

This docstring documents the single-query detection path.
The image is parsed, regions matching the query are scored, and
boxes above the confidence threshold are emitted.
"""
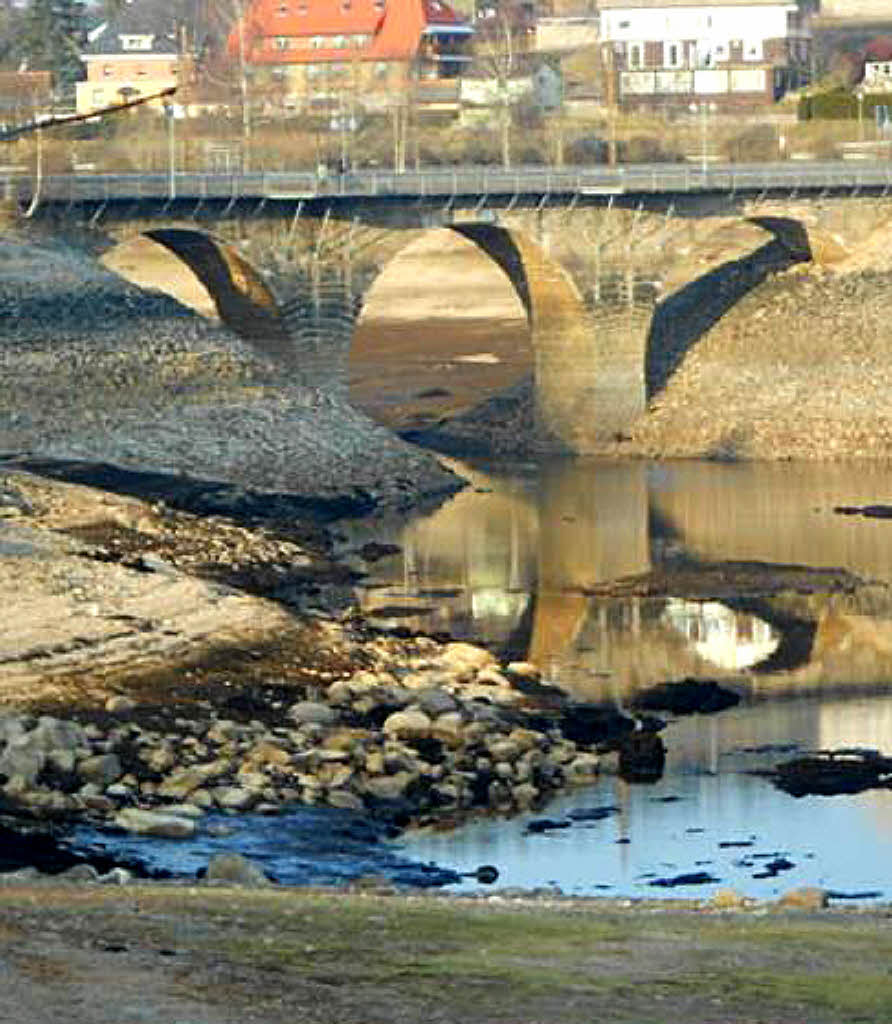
[630,266,892,459]
[0,230,461,515]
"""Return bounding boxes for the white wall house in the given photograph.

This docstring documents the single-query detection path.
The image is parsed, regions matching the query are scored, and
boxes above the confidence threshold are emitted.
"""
[864,60,892,92]
[598,0,812,108]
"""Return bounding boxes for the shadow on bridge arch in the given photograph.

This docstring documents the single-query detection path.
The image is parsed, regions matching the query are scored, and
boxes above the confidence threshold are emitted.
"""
[141,228,297,366]
[644,215,813,401]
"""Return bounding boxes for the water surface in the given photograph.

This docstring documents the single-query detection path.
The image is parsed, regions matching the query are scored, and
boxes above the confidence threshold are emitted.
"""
[350,458,892,898]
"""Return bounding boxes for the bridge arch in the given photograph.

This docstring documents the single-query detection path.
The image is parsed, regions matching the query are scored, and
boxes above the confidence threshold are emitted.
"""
[109,219,647,452]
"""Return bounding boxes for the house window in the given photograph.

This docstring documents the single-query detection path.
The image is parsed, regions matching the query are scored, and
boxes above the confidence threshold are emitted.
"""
[664,41,682,68]
[618,20,630,29]
[628,42,643,69]
[102,65,112,77]
[311,35,326,48]
[375,62,388,77]
[275,36,290,49]
[745,40,762,60]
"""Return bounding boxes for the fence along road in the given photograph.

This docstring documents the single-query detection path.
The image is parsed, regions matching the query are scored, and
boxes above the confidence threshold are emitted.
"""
[4,160,892,209]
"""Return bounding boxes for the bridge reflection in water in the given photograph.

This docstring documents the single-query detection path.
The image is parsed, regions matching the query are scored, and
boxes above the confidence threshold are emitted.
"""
[358,458,892,895]
[353,458,892,703]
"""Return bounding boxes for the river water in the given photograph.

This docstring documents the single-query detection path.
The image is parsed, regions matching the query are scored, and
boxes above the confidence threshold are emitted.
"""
[347,456,892,900]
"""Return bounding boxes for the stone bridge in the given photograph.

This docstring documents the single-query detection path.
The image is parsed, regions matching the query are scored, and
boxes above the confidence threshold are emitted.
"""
[23,187,892,452]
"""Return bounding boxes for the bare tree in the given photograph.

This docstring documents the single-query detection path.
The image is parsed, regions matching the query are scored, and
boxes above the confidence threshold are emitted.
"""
[473,5,518,168]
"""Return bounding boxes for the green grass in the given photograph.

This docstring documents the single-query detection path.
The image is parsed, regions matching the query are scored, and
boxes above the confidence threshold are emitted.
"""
[7,887,892,1023]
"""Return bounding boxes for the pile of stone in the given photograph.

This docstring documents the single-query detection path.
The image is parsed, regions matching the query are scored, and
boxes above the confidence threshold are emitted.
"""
[0,641,603,841]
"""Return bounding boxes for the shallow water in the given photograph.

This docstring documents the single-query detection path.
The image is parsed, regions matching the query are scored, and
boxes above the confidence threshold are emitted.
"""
[69,458,892,898]
[348,457,892,898]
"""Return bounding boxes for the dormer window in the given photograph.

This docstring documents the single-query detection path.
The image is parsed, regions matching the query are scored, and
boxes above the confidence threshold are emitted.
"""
[120,34,153,51]
[277,3,288,14]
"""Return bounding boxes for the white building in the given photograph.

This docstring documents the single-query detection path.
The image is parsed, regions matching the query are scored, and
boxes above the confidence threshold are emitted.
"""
[598,0,813,108]
[864,59,892,92]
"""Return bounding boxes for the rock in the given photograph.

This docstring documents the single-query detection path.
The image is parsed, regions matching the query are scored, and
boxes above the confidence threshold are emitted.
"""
[161,802,205,818]
[114,808,197,838]
[213,786,260,811]
[0,741,45,787]
[414,688,459,718]
[776,887,829,911]
[204,853,271,887]
[476,667,512,688]
[144,746,176,773]
[631,679,740,716]
[78,753,123,787]
[157,762,226,799]
[430,712,465,746]
[58,863,100,883]
[100,867,132,885]
[104,695,137,713]
[47,748,76,774]
[505,661,540,680]
[241,741,292,770]
[565,753,601,781]
[617,732,666,784]
[326,789,364,812]
[326,680,354,704]
[288,701,338,726]
[512,782,539,809]
[437,642,496,676]
[488,738,522,763]
[382,708,431,740]
[0,715,28,746]
[362,771,416,801]
[30,717,87,753]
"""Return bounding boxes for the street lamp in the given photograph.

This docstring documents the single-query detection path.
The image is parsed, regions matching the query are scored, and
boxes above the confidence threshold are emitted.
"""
[162,98,176,199]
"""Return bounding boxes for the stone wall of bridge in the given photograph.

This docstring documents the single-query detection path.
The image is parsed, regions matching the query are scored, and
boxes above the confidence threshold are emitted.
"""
[41,191,892,453]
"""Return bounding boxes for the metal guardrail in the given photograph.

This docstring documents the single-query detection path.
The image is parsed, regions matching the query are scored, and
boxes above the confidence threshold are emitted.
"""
[3,161,892,207]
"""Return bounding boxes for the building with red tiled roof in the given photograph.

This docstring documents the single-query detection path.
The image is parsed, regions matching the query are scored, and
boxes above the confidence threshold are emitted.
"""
[227,0,473,114]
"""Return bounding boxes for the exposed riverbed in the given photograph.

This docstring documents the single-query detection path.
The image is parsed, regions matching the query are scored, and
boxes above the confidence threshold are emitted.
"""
[4,224,892,903]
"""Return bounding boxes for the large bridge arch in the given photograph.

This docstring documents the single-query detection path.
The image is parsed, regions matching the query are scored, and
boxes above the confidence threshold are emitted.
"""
[90,199,842,456]
[108,219,652,451]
